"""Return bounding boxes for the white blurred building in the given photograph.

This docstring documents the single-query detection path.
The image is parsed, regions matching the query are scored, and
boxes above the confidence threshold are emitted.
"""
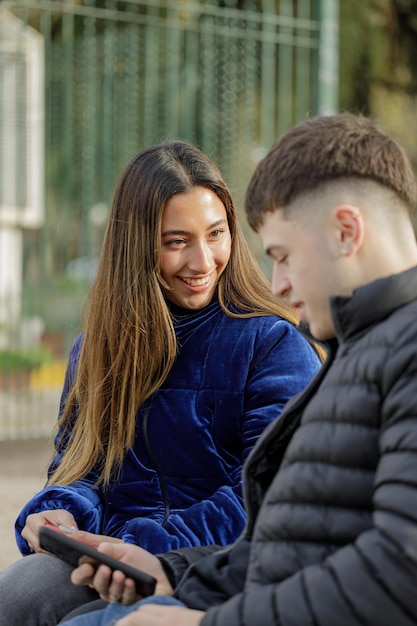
[0,8,44,348]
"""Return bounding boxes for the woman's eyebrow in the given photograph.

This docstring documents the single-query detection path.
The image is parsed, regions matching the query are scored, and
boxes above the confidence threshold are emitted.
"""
[161,219,227,237]
[161,229,188,237]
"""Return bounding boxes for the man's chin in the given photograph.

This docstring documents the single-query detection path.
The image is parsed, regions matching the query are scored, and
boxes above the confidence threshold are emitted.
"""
[309,322,336,342]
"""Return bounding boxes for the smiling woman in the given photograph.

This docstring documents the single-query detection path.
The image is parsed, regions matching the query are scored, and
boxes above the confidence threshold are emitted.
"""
[0,140,322,626]
[160,187,231,310]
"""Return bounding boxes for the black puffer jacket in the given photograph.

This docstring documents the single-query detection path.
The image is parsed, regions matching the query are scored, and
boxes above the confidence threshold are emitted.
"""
[166,266,417,626]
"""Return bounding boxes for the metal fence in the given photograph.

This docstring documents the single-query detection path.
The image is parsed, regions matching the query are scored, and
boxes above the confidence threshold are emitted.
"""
[0,0,338,439]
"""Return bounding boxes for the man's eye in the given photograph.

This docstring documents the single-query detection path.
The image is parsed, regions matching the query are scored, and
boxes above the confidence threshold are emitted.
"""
[166,239,185,247]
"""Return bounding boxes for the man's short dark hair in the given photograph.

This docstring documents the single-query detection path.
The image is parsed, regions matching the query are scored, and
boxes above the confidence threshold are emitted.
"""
[245,112,417,231]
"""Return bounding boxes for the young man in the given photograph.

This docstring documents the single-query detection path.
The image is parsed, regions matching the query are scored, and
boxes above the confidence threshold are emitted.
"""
[65,112,417,626]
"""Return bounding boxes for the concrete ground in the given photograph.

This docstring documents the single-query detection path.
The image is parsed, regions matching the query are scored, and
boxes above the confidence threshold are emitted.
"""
[0,437,53,570]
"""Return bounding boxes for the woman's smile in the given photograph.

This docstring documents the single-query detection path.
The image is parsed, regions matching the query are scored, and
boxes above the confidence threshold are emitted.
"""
[179,274,212,288]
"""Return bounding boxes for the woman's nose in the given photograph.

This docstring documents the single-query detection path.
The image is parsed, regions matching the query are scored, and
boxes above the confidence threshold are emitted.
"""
[188,241,213,273]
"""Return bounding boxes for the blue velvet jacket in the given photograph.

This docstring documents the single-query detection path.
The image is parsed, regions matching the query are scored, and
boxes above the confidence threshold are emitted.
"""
[15,296,321,555]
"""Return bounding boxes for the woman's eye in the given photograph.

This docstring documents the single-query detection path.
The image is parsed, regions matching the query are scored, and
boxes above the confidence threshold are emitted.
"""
[278,255,288,264]
[209,229,224,238]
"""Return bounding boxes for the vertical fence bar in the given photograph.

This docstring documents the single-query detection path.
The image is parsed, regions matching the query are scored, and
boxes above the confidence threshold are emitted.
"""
[200,12,217,152]
[317,0,339,114]
[277,0,294,137]
[62,10,75,269]
[216,12,240,184]
[125,22,141,159]
[143,4,160,146]
[102,3,118,210]
[38,7,52,280]
[181,14,198,142]
[295,0,313,121]
[164,6,182,138]
[80,9,97,259]
[234,11,258,184]
[260,0,276,149]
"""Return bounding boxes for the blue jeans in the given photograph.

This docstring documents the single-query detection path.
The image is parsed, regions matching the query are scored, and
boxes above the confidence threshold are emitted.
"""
[63,596,186,626]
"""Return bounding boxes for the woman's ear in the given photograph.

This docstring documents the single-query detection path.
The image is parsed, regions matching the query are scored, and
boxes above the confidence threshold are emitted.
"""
[334,204,364,257]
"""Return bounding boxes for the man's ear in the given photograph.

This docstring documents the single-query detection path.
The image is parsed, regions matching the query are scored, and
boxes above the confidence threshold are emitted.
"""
[334,204,364,256]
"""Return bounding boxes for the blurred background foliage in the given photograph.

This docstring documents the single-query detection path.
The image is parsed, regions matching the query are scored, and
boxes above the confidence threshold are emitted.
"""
[340,0,417,173]
[2,0,417,438]
[2,0,417,363]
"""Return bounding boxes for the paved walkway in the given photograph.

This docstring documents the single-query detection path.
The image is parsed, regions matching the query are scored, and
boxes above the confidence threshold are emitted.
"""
[0,437,52,570]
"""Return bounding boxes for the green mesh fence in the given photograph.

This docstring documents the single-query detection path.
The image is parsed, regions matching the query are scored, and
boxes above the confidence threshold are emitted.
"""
[0,0,336,438]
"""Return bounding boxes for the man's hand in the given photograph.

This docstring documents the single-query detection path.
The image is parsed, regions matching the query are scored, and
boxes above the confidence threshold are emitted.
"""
[71,542,173,605]
[22,510,78,552]
[117,604,205,626]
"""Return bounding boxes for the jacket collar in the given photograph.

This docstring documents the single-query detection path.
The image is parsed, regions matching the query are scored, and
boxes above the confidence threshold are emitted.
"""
[330,265,417,342]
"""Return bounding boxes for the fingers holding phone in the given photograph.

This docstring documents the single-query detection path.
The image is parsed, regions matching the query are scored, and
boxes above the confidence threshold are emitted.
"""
[22,510,78,552]
[72,542,174,603]
[38,527,161,601]
[74,558,138,605]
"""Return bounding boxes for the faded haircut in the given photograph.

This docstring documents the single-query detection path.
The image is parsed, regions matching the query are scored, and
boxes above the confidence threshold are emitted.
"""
[245,112,417,231]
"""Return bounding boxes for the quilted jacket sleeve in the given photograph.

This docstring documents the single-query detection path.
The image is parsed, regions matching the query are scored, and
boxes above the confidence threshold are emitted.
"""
[200,321,417,626]
[15,335,104,555]
[121,322,321,552]
[158,545,223,590]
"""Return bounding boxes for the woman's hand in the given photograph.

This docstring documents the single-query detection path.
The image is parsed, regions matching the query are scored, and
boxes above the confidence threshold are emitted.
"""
[21,510,78,552]
[70,529,124,549]
[71,542,174,605]
[117,605,205,626]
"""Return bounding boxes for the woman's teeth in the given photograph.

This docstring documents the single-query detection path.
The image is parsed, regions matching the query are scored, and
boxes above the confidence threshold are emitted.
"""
[181,277,210,286]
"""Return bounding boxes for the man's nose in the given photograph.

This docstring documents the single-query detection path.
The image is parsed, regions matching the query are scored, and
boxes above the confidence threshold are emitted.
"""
[272,265,290,298]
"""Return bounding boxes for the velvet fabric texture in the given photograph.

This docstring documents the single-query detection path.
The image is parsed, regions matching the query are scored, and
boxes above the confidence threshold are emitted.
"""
[16,295,320,555]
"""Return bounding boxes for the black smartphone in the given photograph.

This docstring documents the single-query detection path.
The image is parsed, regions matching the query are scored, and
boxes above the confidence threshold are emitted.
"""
[39,525,156,597]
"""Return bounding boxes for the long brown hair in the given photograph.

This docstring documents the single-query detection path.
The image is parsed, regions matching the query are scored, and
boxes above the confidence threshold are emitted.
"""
[48,140,301,488]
